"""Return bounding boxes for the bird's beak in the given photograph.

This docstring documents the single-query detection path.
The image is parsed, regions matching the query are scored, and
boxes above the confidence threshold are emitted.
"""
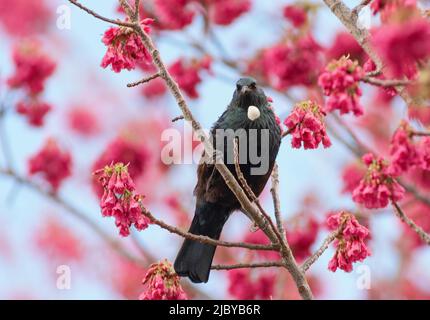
[240,86,252,95]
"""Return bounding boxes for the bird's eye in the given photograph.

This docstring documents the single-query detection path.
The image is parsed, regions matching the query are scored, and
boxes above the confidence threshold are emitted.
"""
[236,84,242,91]
[249,82,257,89]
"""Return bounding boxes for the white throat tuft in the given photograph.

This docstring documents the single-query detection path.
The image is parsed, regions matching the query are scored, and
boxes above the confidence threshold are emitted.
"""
[247,105,260,121]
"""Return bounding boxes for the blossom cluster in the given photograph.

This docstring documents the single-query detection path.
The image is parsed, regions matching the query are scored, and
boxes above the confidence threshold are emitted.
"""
[67,106,100,137]
[153,0,195,30]
[7,41,56,94]
[207,0,251,26]
[0,0,51,37]
[283,4,307,28]
[327,211,371,272]
[139,260,187,300]
[101,19,154,73]
[140,56,211,99]
[94,163,150,237]
[251,35,323,90]
[388,121,423,175]
[284,100,331,150]
[352,153,405,209]
[28,138,72,191]
[7,41,56,127]
[371,18,430,78]
[122,0,251,30]
[16,100,51,127]
[92,137,150,197]
[286,216,319,262]
[327,32,365,63]
[34,217,83,262]
[169,56,212,99]
[318,56,365,116]
[370,0,417,22]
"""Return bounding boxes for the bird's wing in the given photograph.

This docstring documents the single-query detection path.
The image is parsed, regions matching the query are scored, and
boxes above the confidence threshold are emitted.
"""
[194,156,229,204]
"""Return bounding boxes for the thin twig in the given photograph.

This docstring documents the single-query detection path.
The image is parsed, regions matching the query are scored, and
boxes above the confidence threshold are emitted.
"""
[270,164,286,241]
[281,126,295,138]
[362,76,410,87]
[412,131,430,137]
[140,205,279,251]
[68,0,135,28]
[351,0,371,20]
[392,202,430,246]
[211,261,284,270]
[127,73,160,88]
[301,227,342,272]
[233,139,285,247]
[171,115,185,123]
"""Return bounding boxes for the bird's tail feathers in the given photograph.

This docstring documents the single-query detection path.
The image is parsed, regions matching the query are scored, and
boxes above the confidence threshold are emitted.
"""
[174,201,230,283]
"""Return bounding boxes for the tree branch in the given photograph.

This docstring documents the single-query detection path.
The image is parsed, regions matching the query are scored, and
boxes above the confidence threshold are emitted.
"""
[270,163,286,241]
[392,201,430,246]
[127,73,160,88]
[140,205,280,251]
[362,76,410,87]
[322,0,422,107]
[68,0,135,28]
[301,227,342,272]
[211,261,284,270]
[233,139,280,239]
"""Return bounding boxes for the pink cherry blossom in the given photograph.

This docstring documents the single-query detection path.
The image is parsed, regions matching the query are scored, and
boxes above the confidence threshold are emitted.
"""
[388,121,422,175]
[67,106,100,137]
[16,100,51,127]
[352,153,405,209]
[371,18,430,78]
[327,211,371,272]
[92,137,150,197]
[7,41,56,95]
[283,5,307,28]
[0,0,51,37]
[169,56,212,99]
[94,163,150,237]
[327,32,366,63]
[28,138,72,191]
[284,100,331,150]
[34,217,83,262]
[153,0,195,30]
[250,35,323,90]
[208,0,251,26]
[287,216,319,262]
[341,162,366,194]
[318,56,364,116]
[139,260,187,300]
[101,19,153,73]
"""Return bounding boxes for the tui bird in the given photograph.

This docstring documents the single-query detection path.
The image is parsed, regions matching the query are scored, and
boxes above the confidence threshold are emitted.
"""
[174,77,281,283]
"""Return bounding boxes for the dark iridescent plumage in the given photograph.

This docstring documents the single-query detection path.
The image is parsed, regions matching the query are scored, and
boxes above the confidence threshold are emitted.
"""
[174,77,281,283]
